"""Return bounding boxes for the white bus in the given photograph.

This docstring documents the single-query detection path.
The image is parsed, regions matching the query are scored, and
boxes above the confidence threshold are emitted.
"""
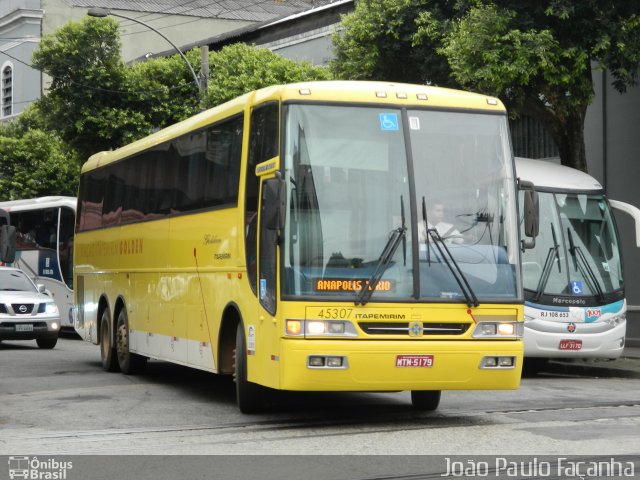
[516,158,640,364]
[0,196,76,329]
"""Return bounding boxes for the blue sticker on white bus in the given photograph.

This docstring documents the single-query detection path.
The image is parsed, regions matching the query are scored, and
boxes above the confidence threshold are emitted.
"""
[379,113,399,131]
[570,281,583,295]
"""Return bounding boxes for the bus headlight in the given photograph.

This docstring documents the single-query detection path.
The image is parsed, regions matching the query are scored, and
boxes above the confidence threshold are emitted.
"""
[607,313,626,327]
[472,321,522,338]
[285,320,358,337]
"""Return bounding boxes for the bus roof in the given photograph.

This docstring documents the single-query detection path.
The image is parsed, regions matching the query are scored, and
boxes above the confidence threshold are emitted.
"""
[515,157,603,193]
[83,81,506,173]
[0,196,77,212]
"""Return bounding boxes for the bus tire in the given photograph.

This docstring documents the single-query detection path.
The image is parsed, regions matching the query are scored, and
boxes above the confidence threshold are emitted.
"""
[411,390,441,411]
[116,309,147,374]
[235,322,266,413]
[521,358,548,377]
[100,308,119,372]
[36,337,57,349]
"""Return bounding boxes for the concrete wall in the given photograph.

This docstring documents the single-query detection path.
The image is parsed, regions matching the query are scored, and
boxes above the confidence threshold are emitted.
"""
[585,71,640,346]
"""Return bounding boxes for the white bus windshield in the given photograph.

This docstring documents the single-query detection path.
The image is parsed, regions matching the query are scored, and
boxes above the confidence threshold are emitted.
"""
[282,104,519,302]
[522,192,623,299]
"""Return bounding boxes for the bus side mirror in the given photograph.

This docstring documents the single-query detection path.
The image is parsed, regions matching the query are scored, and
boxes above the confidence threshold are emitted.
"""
[519,180,539,250]
[0,225,17,263]
[262,176,286,233]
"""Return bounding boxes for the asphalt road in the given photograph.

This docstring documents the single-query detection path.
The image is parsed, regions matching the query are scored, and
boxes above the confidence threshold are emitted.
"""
[2,333,640,480]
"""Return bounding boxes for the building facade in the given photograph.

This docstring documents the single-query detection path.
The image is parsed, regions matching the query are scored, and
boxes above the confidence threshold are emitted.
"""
[0,0,325,120]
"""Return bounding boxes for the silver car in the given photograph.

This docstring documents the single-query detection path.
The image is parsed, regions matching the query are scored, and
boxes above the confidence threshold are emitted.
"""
[0,267,60,349]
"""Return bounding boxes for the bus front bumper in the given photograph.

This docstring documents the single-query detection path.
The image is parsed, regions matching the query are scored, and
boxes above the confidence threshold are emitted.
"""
[524,319,626,359]
[276,339,523,392]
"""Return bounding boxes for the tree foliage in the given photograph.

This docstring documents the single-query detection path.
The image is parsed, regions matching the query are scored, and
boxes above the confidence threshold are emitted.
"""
[206,43,332,106]
[32,17,150,161]
[0,107,80,200]
[332,0,640,171]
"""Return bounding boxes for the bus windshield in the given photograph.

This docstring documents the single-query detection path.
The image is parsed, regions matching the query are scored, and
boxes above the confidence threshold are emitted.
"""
[522,192,623,298]
[282,104,519,302]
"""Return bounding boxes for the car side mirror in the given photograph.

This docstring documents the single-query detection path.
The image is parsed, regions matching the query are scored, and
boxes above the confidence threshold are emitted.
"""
[37,284,47,294]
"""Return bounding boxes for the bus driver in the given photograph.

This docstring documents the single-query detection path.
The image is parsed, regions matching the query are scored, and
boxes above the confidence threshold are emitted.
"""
[418,201,464,244]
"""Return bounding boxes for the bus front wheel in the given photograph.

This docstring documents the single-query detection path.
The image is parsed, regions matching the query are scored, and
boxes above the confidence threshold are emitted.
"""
[234,323,267,413]
[411,390,441,411]
[116,309,147,374]
[100,308,119,372]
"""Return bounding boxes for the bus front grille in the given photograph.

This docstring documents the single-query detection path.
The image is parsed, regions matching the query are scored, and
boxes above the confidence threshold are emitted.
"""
[358,322,470,335]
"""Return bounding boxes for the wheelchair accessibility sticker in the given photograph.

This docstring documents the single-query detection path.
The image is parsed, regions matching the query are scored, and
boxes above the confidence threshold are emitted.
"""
[570,281,583,295]
[379,113,399,131]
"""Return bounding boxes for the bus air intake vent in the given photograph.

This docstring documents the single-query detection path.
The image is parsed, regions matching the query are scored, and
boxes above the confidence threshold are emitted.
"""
[358,322,470,335]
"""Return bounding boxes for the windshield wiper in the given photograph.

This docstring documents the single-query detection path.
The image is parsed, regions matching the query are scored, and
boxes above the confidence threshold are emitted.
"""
[567,228,604,301]
[422,197,479,308]
[532,223,562,302]
[355,196,407,306]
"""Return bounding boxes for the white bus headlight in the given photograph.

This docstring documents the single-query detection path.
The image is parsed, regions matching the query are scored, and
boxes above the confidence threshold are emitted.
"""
[472,321,522,338]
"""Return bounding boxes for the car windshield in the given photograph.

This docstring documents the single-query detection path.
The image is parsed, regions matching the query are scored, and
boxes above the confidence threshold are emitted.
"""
[0,270,37,292]
[281,104,520,303]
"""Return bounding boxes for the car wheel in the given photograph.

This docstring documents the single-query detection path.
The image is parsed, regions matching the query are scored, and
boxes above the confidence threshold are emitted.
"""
[411,390,441,411]
[100,308,119,372]
[36,337,57,349]
[234,322,267,413]
[116,309,146,374]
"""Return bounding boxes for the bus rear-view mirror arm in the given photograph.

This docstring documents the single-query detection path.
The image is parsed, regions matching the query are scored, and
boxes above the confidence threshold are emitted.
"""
[609,199,640,248]
[518,179,539,250]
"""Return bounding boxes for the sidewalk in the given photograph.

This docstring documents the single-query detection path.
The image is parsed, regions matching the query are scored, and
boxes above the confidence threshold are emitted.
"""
[623,346,640,359]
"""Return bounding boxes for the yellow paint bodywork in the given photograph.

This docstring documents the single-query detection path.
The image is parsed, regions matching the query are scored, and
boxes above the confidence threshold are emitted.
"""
[75,80,520,393]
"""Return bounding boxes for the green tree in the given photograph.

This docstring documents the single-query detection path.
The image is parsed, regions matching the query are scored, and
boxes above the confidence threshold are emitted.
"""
[32,17,150,161]
[0,107,80,200]
[331,0,455,85]
[206,43,332,106]
[333,0,640,171]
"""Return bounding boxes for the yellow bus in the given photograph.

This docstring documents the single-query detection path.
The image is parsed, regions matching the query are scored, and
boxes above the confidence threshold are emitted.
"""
[74,81,531,412]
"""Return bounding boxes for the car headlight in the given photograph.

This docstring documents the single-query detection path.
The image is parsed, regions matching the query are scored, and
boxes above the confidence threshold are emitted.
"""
[45,303,59,315]
[472,321,523,338]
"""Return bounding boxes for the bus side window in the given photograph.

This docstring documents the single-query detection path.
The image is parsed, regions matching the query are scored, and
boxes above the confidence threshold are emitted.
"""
[246,102,279,303]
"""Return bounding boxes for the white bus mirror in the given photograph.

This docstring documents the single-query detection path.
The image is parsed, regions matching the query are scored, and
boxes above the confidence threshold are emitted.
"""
[519,180,539,249]
[0,225,17,263]
[609,199,640,248]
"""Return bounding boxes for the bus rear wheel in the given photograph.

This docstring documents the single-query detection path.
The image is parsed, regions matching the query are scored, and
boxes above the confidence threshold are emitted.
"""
[116,309,147,374]
[100,308,119,372]
[411,390,441,411]
[234,323,267,413]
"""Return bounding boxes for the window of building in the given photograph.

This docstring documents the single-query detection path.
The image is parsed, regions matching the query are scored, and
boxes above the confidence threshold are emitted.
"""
[2,64,13,117]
